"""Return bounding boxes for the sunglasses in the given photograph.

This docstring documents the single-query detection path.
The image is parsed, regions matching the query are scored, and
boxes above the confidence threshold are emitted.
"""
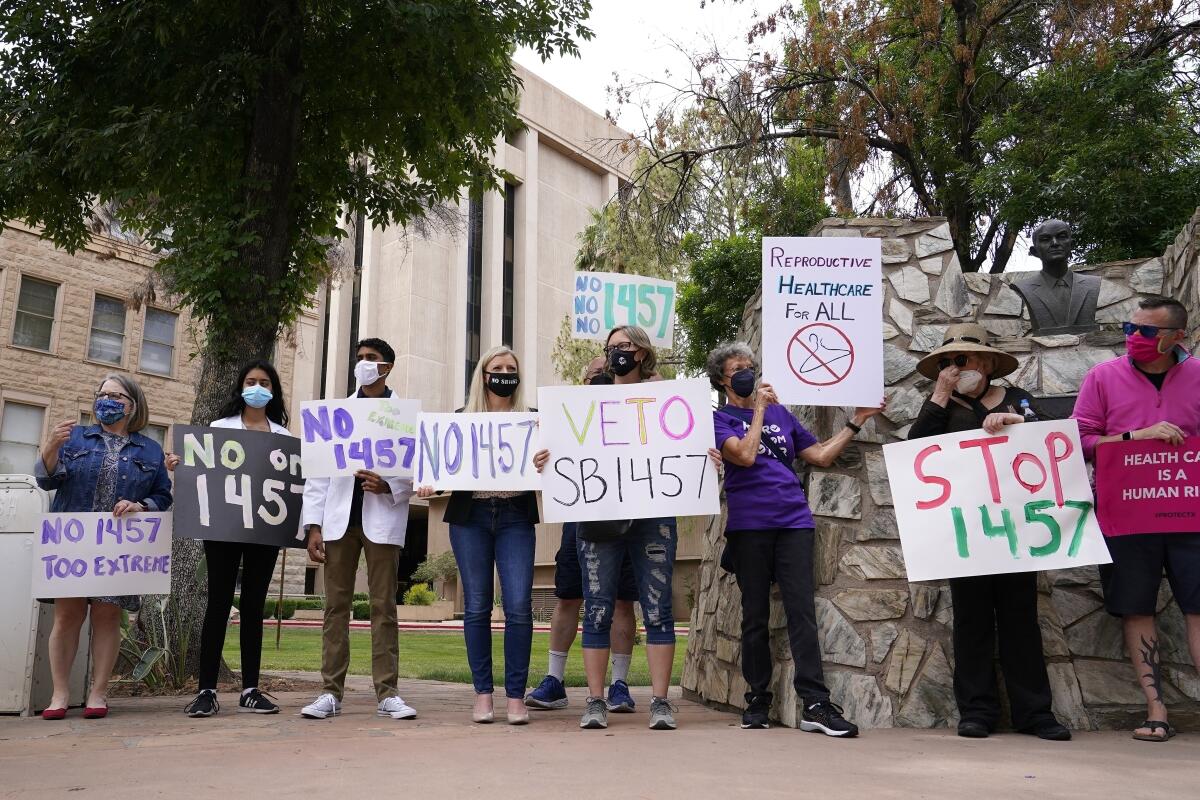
[1122,322,1179,338]
[936,354,970,371]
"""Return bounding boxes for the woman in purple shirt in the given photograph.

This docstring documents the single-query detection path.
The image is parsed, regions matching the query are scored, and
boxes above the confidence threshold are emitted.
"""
[708,342,882,735]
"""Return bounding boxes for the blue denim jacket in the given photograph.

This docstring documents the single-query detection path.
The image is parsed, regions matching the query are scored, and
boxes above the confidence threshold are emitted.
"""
[35,425,173,513]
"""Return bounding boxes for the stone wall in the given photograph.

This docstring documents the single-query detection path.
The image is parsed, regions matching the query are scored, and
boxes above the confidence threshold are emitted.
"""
[682,216,1200,730]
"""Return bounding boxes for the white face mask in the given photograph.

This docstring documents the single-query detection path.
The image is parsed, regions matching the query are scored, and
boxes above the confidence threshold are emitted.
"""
[354,360,385,387]
[955,370,985,395]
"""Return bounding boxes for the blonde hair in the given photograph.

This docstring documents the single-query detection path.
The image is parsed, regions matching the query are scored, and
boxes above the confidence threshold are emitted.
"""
[95,373,149,433]
[606,325,657,380]
[464,346,527,412]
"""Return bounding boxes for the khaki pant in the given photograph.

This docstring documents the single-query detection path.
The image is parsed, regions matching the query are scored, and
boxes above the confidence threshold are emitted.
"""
[320,526,399,701]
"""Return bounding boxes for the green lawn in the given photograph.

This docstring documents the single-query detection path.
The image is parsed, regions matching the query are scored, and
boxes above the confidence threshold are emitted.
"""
[224,625,688,688]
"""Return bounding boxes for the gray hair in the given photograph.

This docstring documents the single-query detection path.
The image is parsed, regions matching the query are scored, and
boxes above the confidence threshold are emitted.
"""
[95,373,149,433]
[705,342,757,390]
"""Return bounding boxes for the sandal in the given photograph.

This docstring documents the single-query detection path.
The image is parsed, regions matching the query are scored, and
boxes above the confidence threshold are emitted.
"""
[1131,720,1175,742]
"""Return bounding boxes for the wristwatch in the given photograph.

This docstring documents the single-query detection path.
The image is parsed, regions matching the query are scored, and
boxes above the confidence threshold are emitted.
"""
[845,420,862,434]
[1122,431,1133,441]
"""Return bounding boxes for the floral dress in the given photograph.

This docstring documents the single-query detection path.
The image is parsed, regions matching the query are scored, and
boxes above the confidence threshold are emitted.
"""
[88,432,141,613]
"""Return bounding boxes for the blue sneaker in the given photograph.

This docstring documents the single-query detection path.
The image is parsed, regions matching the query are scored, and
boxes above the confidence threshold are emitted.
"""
[606,679,636,713]
[524,675,568,709]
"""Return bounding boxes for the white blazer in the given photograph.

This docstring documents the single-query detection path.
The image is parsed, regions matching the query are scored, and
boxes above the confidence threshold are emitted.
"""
[299,396,413,547]
[210,415,291,435]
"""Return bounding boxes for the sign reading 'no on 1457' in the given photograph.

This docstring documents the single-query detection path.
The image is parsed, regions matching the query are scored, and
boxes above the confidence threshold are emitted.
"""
[882,420,1111,582]
[572,271,677,348]
[761,237,883,407]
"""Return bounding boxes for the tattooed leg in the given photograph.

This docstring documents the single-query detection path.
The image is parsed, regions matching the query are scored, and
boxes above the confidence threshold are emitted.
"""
[1138,636,1165,705]
[1123,615,1168,738]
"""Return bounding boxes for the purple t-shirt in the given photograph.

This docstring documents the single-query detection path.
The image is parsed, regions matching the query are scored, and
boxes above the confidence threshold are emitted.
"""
[714,404,819,532]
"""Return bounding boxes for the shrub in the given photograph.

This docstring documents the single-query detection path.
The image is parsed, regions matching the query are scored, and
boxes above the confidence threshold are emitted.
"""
[410,551,458,586]
[294,598,324,611]
[353,592,369,602]
[402,583,437,606]
[264,599,298,620]
[352,600,371,620]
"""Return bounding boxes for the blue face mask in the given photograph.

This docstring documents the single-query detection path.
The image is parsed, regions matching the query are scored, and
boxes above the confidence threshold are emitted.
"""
[241,385,273,409]
[94,398,127,425]
[730,368,757,398]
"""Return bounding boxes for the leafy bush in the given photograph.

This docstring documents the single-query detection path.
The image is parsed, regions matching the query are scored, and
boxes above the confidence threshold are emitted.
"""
[410,551,458,586]
[353,592,369,602]
[352,600,371,620]
[402,583,437,606]
[264,599,298,620]
[294,598,324,610]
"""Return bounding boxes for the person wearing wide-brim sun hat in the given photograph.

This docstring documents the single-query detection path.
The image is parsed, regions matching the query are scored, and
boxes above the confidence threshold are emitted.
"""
[908,323,1073,742]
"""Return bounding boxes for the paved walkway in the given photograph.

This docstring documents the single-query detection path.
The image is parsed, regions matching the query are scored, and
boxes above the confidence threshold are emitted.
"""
[1,677,1196,799]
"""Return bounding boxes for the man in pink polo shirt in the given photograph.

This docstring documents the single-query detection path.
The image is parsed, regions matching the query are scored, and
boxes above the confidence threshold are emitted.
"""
[1073,296,1200,743]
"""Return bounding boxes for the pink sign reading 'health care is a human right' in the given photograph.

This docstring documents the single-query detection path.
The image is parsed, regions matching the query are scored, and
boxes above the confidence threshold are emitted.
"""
[1095,436,1200,536]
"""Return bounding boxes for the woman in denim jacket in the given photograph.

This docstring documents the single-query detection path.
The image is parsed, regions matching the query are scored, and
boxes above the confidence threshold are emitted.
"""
[35,373,172,720]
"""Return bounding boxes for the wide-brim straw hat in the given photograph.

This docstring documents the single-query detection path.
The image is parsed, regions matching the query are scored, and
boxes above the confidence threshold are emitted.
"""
[916,323,1019,380]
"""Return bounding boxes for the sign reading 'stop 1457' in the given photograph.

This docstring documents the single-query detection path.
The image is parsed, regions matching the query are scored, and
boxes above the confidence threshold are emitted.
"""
[761,237,883,407]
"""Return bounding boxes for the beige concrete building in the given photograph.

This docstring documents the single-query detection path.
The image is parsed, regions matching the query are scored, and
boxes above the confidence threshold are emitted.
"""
[292,65,704,618]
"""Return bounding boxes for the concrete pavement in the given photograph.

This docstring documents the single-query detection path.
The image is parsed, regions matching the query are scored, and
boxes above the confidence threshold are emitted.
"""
[1,678,1196,799]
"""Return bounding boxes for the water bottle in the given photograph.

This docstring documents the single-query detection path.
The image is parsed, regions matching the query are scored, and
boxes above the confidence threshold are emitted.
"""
[1020,398,1038,422]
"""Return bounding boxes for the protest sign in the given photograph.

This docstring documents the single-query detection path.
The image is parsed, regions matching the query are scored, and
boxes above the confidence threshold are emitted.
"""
[299,398,421,478]
[537,378,719,523]
[1095,436,1200,536]
[33,511,173,597]
[761,236,883,407]
[572,271,677,348]
[882,420,1110,581]
[172,426,306,548]
[416,412,541,491]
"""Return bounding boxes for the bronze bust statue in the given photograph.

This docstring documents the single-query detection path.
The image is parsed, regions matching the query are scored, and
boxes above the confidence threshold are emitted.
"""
[1013,219,1100,333]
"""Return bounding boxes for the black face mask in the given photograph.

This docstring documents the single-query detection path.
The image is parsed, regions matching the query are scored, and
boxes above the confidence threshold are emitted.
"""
[608,349,638,377]
[729,368,756,398]
[588,373,614,386]
[486,372,520,397]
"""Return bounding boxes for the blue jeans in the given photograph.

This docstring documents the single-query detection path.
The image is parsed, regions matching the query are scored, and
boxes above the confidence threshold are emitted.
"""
[577,517,677,648]
[449,499,535,698]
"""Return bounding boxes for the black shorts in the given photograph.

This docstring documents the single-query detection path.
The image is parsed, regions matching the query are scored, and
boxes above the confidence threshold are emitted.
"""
[1099,533,1200,617]
[554,522,639,602]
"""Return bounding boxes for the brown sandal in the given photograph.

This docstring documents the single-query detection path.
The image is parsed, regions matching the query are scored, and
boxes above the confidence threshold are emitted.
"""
[1131,720,1175,742]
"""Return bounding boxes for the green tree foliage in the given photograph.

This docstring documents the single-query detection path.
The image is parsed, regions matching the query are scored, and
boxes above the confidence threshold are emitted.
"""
[0,0,591,679]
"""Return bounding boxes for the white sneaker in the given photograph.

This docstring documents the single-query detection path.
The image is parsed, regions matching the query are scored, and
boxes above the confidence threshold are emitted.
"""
[301,693,341,719]
[377,696,418,720]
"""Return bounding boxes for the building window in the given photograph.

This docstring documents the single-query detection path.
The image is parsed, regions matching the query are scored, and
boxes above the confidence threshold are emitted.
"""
[345,212,365,397]
[140,308,178,376]
[143,424,168,448]
[0,402,46,474]
[502,183,516,348]
[88,295,127,365]
[465,193,484,393]
[13,276,58,351]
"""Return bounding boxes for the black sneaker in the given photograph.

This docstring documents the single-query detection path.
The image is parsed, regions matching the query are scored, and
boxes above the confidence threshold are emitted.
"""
[238,689,280,714]
[800,701,858,738]
[185,690,219,718]
[1023,719,1071,741]
[741,692,772,730]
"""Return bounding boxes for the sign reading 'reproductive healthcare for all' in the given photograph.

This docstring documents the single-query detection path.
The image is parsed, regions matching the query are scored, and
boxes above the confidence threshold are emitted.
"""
[882,420,1111,582]
[537,378,720,523]
[1095,436,1200,536]
[33,511,173,598]
[761,236,883,407]
[172,426,307,548]
[572,271,677,348]
[416,412,541,491]
[299,398,421,478]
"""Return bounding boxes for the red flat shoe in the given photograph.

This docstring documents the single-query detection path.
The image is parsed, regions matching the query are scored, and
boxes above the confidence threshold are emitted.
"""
[82,706,108,719]
[41,708,67,720]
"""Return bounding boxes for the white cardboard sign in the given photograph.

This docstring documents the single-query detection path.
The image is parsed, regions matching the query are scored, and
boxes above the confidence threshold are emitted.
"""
[33,512,173,598]
[299,398,421,478]
[415,412,541,491]
[761,236,883,407]
[537,378,720,523]
[882,420,1111,581]
[572,271,677,348]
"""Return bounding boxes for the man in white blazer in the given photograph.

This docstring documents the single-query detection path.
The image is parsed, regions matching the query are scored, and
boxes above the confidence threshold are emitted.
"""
[300,338,417,720]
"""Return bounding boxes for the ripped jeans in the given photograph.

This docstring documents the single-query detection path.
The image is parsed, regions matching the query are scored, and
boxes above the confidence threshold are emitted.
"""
[577,517,677,648]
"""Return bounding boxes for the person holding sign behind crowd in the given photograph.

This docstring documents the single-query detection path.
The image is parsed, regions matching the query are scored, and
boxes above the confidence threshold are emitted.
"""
[35,374,172,720]
[525,355,642,716]
[416,346,550,724]
[165,361,290,718]
[909,323,1071,741]
[300,338,419,722]
[708,343,881,735]
[1072,297,1200,742]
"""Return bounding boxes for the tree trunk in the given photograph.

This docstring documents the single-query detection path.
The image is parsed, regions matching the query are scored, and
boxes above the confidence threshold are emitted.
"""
[826,139,854,215]
[164,0,305,682]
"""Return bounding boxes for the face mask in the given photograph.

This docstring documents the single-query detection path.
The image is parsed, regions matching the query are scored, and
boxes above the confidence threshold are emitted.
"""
[354,360,385,387]
[486,372,520,398]
[730,368,756,398]
[94,398,127,425]
[608,349,638,377]
[241,385,273,409]
[1127,334,1167,364]
[955,370,985,395]
[588,373,614,386]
